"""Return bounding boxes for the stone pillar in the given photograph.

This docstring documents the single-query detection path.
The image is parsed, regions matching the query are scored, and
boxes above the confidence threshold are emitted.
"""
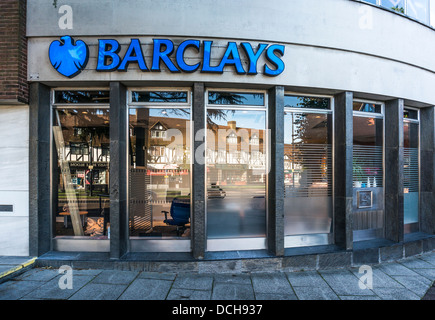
[267,86,285,256]
[109,82,128,259]
[333,92,353,250]
[192,83,206,259]
[420,106,435,234]
[29,83,51,256]
[384,99,404,242]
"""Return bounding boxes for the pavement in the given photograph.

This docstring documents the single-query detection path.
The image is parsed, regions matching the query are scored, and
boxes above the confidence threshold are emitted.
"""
[1,251,435,300]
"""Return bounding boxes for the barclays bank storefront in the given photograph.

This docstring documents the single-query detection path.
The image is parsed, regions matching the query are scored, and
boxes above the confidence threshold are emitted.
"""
[23,0,435,269]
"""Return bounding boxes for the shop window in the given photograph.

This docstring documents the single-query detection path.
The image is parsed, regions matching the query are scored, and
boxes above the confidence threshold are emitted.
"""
[403,109,420,233]
[284,95,330,110]
[352,101,384,241]
[54,90,110,104]
[53,108,110,239]
[283,95,333,244]
[431,0,435,27]
[206,90,267,246]
[381,0,405,13]
[407,0,429,23]
[131,91,188,103]
[206,109,267,239]
[129,107,191,238]
[208,91,265,106]
[353,102,382,114]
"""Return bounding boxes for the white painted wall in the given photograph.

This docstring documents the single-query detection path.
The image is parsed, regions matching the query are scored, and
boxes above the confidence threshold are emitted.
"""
[0,105,29,256]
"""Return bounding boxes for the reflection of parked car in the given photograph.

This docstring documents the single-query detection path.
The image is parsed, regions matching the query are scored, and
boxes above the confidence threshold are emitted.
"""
[207,183,226,199]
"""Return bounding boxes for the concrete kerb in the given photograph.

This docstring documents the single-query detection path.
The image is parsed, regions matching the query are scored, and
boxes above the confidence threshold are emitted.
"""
[0,257,37,284]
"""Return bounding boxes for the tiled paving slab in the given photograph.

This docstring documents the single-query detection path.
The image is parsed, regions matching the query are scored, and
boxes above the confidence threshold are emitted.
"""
[118,278,173,300]
[21,275,95,300]
[211,283,255,300]
[1,251,435,300]
[69,283,128,300]
[251,273,294,295]
[318,269,375,296]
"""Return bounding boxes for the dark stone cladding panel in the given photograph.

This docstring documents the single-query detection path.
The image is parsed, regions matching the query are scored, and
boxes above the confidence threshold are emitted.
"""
[352,248,379,265]
[192,83,206,259]
[282,255,317,271]
[404,240,423,257]
[267,86,285,256]
[109,82,128,259]
[384,99,405,243]
[29,82,51,257]
[333,92,353,250]
[380,244,404,262]
[318,252,352,270]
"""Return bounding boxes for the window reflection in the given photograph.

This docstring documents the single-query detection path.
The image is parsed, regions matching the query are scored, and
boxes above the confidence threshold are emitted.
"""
[403,120,419,229]
[431,0,435,27]
[206,110,266,239]
[352,111,384,241]
[284,96,330,110]
[208,92,264,106]
[284,111,333,237]
[353,102,382,113]
[54,91,110,104]
[381,0,405,13]
[129,108,191,238]
[353,116,383,188]
[407,0,429,23]
[363,0,431,25]
[53,108,110,238]
[131,91,188,103]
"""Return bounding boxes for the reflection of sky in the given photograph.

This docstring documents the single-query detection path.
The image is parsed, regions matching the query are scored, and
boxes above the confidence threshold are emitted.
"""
[209,110,265,130]
[381,0,405,9]
[208,92,264,106]
[129,108,190,120]
[284,113,313,144]
[431,0,435,27]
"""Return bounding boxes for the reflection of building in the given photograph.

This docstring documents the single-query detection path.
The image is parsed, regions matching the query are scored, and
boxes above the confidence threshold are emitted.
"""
[206,120,266,173]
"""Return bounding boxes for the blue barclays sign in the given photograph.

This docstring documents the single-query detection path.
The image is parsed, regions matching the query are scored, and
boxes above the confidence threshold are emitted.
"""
[49,36,285,79]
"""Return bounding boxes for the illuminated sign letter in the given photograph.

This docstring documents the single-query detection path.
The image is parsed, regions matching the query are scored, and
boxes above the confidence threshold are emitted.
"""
[264,44,285,76]
[176,39,201,73]
[97,39,121,71]
[241,43,268,75]
[151,39,180,72]
[118,39,148,71]
[216,42,246,74]
[201,41,221,73]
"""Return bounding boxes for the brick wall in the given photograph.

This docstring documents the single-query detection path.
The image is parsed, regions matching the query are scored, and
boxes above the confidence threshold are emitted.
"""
[0,0,27,104]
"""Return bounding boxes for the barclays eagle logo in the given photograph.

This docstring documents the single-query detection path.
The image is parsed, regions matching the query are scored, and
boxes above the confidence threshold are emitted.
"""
[49,36,89,78]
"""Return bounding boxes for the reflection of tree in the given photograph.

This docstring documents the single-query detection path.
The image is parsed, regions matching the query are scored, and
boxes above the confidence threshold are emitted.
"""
[57,91,109,104]
[132,91,188,103]
[284,98,331,193]
[57,109,110,145]
[391,5,405,13]
[288,97,330,110]
[207,109,235,130]
[207,92,265,128]
[208,92,250,105]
